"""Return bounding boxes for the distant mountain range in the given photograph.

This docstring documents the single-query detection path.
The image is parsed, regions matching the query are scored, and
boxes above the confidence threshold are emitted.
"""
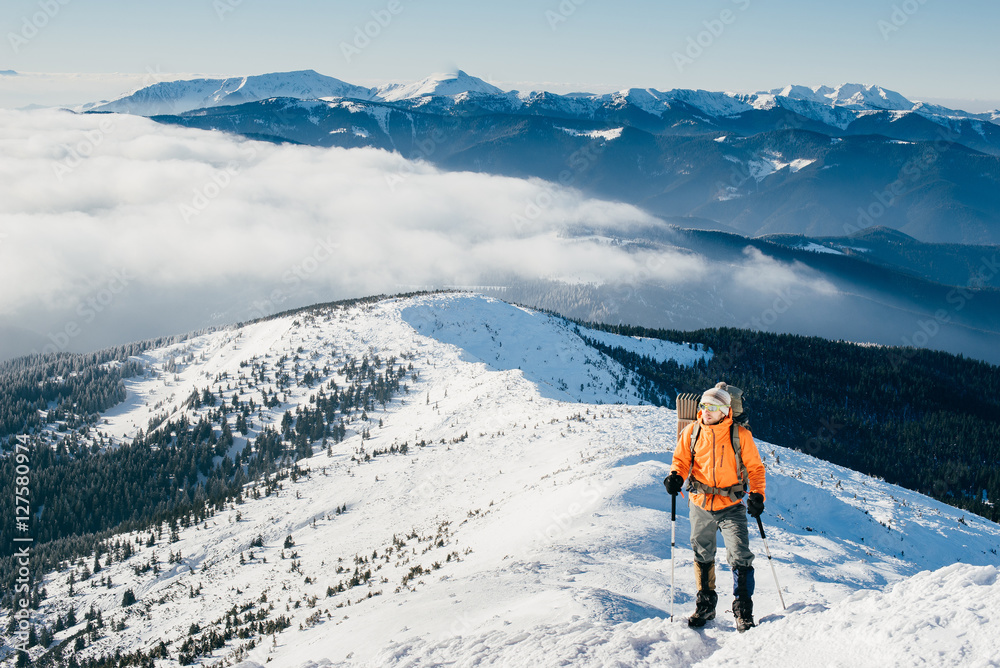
[473,222,1000,365]
[758,226,1000,289]
[83,69,1000,245]
[85,69,1000,132]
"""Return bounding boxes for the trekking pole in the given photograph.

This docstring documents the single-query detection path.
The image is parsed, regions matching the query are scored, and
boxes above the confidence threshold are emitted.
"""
[670,492,677,621]
[755,516,786,610]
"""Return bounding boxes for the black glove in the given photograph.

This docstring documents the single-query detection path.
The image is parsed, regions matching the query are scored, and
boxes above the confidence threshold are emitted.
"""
[746,492,765,518]
[664,472,684,496]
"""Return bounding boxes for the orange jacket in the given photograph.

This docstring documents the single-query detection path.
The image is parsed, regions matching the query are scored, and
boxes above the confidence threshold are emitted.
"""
[672,413,766,512]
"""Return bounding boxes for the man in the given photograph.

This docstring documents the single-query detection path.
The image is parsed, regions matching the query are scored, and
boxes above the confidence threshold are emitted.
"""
[665,382,766,632]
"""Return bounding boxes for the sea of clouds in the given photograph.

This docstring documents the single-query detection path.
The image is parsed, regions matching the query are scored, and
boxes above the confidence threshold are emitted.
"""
[0,108,837,360]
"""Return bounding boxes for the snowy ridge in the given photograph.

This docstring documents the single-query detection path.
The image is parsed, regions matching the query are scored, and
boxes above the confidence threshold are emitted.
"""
[556,126,624,141]
[82,70,1000,136]
[376,70,504,102]
[7,294,1000,667]
[84,70,378,116]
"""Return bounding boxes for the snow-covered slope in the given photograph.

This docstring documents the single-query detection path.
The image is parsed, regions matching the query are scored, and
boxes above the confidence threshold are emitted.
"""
[6,294,1000,667]
[82,69,1000,135]
[84,70,378,115]
[376,70,504,102]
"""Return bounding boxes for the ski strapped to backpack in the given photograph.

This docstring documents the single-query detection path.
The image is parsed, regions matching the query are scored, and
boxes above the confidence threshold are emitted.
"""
[676,385,750,502]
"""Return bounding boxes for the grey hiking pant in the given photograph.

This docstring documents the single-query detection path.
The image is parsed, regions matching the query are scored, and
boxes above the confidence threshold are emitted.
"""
[690,502,754,569]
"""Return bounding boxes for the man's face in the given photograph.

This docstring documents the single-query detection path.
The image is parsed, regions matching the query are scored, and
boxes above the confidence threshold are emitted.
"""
[700,404,727,425]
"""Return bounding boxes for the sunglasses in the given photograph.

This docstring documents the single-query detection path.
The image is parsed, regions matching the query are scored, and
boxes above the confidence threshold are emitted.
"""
[699,403,728,413]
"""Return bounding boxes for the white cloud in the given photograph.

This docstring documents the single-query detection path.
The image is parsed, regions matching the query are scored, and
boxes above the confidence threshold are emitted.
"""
[733,247,838,296]
[0,109,848,360]
[0,108,704,357]
[0,71,220,110]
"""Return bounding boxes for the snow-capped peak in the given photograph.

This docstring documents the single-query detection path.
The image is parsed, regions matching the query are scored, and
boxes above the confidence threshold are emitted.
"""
[765,83,915,111]
[826,83,914,110]
[376,70,505,102]
[79,70,999,138]
[85,69,377,116]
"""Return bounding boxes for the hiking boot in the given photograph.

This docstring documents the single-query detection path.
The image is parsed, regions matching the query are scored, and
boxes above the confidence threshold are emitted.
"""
[733,597,755,632]
[688,589,718,628]
[732,565,756,632]
[688,561,718,627]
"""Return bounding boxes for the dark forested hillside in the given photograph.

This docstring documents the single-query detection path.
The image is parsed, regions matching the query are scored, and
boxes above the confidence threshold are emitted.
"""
[578,324,1000,522]
[0,348,151,439]
[0,316,413,623]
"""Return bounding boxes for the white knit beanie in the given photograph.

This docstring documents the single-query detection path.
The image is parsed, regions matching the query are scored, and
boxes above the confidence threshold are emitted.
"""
[700,382,732,414]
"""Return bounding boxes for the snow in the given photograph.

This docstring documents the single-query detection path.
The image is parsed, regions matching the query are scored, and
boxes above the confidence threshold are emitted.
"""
[726,154,814,182]
[668,89,755,118]
[618,88,671,117]
[747,154,787,181]
[796,243,843,255]
[80,71,998,146]
[575,329,708,368]
[337,101,394,137]
[768,83,914,112]
[716,185,742,202]
[88,70,378,116]
[9,293,1000,668]
[703,564,1000,667]
[377,71,504,102]
[555,126,624,141]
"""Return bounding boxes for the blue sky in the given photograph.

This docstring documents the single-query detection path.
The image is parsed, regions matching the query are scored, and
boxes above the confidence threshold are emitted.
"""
[2,0,999,109]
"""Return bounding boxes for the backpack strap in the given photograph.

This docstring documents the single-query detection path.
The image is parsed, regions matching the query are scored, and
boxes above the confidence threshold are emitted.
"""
[731,423,749,488]
[686,422,747,502]
[688,421,701,475]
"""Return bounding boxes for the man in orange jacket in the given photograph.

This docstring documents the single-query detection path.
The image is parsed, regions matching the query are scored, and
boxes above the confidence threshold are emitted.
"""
[665,382,766,632]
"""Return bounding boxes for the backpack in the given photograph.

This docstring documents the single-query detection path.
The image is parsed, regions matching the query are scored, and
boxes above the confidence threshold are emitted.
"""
[676,383,750,501]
